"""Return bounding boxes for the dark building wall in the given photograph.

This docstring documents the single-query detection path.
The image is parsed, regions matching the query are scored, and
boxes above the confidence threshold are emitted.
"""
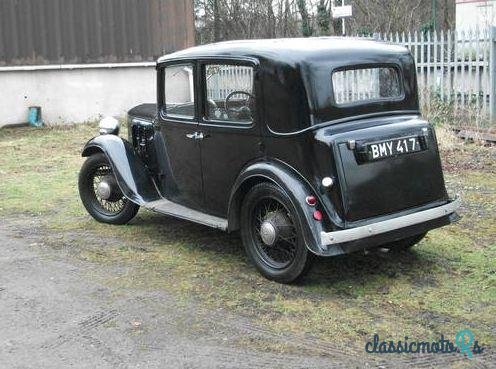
[0,0,195,66]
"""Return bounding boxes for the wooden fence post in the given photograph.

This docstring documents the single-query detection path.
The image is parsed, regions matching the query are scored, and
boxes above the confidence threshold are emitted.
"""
[490,26,496,124]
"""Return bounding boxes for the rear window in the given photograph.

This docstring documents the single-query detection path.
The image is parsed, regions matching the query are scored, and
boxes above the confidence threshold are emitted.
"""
[332,66,402,105]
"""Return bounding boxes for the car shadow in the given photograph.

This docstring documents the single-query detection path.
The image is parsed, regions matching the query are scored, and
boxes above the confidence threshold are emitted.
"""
[304,250,435,288]
[131,211,437,288]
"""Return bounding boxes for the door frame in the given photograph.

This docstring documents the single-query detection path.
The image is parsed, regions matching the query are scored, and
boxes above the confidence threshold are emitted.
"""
[195,57,265,216]
[196,56,262,130]
[155,60,205,209]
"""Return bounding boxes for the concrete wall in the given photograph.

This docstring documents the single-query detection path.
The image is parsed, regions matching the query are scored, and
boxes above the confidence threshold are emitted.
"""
[0,63,157,127]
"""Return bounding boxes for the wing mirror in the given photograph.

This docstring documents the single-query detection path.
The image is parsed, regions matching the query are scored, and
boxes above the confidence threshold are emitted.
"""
[99,117,120,135]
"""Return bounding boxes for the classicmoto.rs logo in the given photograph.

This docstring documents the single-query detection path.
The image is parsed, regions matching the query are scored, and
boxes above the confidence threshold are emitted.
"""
[365,329,485,357]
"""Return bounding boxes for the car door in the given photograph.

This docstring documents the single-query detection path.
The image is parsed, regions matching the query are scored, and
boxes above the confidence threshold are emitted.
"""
[198,59,263,217]
[157,61,204,210]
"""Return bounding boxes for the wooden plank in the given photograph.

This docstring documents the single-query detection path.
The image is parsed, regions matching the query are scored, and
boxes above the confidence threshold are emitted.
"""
[468,29,474,112]
[483,28,488,114]
[440,29,445,100]
[414,30,419,89]
[460,30,466,109]
[447,29,453,103]
[427,30,431,97]
[453,31,462,111]
[433,29,438,99]
[420,31,425,88]
[474,28,480,112]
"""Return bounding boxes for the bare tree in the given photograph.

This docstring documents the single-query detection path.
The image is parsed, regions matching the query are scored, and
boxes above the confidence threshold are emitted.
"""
[350,0,455,35]
[194,0,455,44]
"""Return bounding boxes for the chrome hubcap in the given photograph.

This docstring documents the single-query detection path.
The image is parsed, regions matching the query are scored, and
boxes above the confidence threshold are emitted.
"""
[253,199,298,269]
[96,181,112,200]
[260,221,277,246]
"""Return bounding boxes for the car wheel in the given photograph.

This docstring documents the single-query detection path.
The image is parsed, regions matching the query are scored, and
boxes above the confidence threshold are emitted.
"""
[240,182,314,283]
[78,153,139,224]
[384,232,427,252]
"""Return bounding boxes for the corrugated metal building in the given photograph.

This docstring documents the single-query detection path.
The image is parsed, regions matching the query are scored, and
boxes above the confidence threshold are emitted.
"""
[0,0,195,66]
[0,0,195,126]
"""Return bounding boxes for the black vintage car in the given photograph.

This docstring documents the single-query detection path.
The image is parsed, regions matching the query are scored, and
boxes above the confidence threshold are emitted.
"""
[78,38,460,283]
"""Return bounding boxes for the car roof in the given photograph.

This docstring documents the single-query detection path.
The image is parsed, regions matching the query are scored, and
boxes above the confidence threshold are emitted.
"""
[157,37,409,65]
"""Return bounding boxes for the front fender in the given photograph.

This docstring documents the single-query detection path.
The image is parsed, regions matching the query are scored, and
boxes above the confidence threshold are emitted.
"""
[228,160,326,256]
[82,135,160,205]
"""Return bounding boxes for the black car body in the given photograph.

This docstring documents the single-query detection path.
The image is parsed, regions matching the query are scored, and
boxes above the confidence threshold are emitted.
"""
[79,38,460,283]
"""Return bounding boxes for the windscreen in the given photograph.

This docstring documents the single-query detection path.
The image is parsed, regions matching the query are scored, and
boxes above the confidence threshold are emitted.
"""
[332,66,402,105]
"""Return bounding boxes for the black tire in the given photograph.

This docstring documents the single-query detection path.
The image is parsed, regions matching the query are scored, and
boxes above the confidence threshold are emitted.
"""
[78,153,139,225]
[384,232,427,252]
[240,182,314,283]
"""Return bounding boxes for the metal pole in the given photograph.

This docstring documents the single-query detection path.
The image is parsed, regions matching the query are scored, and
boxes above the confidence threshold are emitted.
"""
[490,26,496,124]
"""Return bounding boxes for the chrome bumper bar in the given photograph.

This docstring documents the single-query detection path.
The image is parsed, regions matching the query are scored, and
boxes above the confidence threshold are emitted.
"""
[321,197,461,246]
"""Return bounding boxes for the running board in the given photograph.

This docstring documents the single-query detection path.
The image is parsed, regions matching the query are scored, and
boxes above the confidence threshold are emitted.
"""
[144,199,228,230]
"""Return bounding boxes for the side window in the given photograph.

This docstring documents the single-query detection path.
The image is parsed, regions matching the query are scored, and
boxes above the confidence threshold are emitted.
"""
[204,64,255,124]
[164,64,195,119]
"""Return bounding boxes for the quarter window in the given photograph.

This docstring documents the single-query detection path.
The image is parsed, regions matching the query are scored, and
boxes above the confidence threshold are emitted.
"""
[332,66,402,105]
[164,64,195,119]
[204,64,255,123]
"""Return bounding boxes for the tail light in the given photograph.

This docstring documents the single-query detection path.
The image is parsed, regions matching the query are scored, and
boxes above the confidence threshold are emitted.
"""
[313,210,323,221]
[305,196,317,206]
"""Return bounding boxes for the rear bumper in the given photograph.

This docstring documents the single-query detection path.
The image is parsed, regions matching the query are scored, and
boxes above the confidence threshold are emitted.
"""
[320,197,461,254]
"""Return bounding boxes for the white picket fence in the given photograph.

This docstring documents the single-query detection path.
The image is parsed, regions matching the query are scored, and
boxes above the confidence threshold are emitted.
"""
[366,27,496,125]
[203,29,496,126]
[206,65,253,100]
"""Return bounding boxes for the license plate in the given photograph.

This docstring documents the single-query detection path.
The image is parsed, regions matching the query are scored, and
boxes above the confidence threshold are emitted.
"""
[367,136,422,161]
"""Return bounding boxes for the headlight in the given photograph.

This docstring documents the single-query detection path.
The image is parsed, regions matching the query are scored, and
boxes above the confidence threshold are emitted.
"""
[99,117,120,135]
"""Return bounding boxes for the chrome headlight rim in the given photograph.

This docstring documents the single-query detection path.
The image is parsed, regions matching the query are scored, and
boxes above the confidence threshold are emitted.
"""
[99,116,120,135]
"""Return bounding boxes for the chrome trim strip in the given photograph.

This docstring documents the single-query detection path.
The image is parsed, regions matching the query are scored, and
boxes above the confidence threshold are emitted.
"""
[321,197,461,246]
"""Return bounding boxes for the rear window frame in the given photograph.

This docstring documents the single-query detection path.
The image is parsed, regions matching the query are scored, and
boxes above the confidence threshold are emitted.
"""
[330,64,405,108]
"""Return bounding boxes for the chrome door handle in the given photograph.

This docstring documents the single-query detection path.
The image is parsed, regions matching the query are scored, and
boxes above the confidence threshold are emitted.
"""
[186,132,205,140]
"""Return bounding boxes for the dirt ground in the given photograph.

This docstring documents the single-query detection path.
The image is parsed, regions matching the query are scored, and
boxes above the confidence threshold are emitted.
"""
[1,219,358,369]
[2,216,494,369]
[0,124,494,368]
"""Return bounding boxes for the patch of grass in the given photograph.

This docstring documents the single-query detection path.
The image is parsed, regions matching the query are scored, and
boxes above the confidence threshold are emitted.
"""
[0,123,495,353]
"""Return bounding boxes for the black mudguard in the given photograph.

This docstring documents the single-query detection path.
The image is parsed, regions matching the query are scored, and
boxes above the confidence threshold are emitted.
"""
[81,135,161,205]
[228,160,327,256]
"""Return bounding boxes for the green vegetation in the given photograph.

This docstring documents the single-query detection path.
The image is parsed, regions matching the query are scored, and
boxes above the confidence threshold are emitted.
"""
[0,123,494,353]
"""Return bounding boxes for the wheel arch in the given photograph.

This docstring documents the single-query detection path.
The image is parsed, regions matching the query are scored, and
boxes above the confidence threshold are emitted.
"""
[81,135,160,205]
[227,175,271,232]
[82,145,103,157]
[227,160,326,255]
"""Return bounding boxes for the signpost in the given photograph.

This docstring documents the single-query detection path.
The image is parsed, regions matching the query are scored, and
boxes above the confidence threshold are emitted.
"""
[332,0,352,36]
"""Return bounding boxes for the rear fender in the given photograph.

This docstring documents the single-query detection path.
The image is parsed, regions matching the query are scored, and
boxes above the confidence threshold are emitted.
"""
[82,135,161,205]
[228,160,326,255]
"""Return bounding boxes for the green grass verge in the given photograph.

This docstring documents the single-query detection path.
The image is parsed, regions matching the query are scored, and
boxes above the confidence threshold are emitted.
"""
[0,123,494,351]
